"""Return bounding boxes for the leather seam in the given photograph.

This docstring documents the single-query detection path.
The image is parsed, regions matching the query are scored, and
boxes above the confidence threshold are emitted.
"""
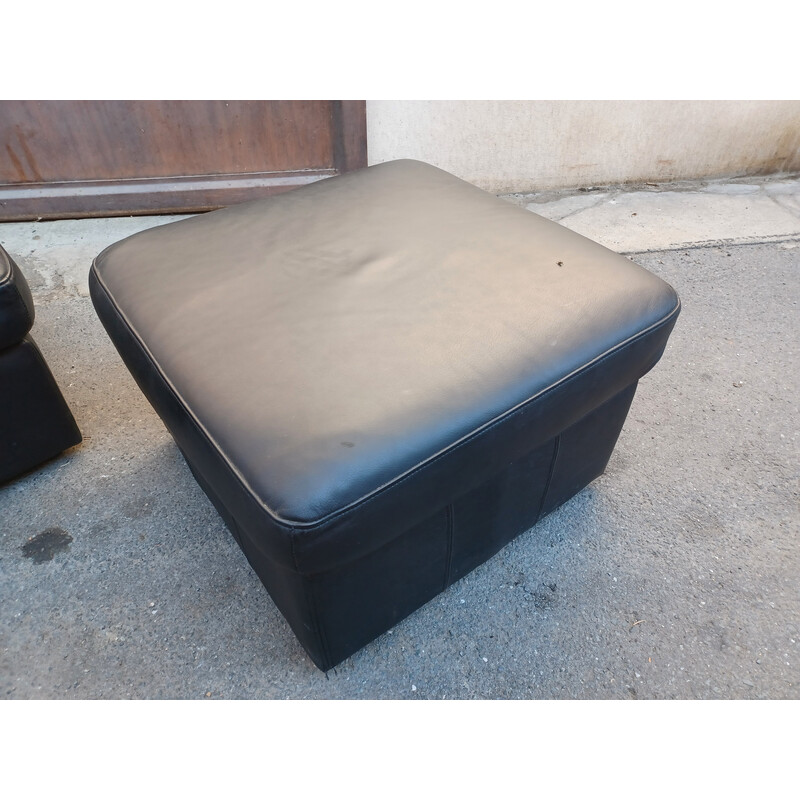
[91,259,679,533]
[286,531,332,668]
[289,525,301,573]
[536,434,561,522]
[305,574,333,671]
[314,581,334,672]
[443,504,455,591]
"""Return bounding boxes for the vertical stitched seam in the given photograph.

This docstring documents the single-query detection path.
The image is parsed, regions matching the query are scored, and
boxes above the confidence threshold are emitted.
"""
[308,577,334,672]
[443,503,455,591]
[291,531,333,671]
[536,434,561,522]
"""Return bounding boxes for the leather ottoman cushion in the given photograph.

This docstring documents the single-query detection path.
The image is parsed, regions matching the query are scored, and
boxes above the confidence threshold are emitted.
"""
[0,245,35,351]
[90,159,680,575]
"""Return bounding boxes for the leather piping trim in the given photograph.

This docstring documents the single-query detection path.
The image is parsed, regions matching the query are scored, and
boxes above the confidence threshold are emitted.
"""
[91,259,680,532]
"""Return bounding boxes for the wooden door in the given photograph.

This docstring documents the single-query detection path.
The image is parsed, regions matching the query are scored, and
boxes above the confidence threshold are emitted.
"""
[0,100,367,221]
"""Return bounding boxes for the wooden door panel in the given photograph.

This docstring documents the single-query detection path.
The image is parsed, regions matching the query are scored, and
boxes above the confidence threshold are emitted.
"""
[0,100,367,220]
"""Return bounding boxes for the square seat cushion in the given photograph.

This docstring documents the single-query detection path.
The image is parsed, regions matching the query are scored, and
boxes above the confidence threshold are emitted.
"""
[90,159,680,670]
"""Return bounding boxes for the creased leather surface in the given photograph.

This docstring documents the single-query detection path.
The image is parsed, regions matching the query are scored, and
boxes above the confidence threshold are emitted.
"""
[90,159,680,573]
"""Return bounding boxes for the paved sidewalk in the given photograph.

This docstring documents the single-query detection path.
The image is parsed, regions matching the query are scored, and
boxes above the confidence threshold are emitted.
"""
[506,174,800,252]
[1,175,798,699]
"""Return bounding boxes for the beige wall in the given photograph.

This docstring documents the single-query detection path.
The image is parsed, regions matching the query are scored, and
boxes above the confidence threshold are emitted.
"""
[366,101,800,193]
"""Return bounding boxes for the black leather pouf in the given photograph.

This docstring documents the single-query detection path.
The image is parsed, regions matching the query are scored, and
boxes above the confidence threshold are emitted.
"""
[1,244,81,484]
[90,160,680,670]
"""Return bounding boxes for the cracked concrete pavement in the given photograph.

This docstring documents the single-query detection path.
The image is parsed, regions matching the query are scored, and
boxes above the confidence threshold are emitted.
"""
[1,174,798,699]
[508,174,800,252]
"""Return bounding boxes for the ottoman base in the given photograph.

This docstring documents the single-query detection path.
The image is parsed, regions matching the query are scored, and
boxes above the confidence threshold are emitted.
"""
[0,336,82,484]
[189,382,637,671]
[89,159,680,671]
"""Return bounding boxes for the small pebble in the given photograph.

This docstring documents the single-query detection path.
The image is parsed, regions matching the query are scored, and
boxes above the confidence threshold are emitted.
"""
[482,657,488,663]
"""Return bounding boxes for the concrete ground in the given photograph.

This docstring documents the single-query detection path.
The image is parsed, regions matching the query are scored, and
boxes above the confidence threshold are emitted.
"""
[1,175,798,699]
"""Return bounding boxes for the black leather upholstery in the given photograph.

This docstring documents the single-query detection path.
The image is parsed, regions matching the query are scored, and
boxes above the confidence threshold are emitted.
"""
[0,244,81,484]
[0,243,35,351]
[89,159,680,669]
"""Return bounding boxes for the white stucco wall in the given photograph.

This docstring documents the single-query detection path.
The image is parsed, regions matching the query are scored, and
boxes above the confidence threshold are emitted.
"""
[366,101,800,193]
